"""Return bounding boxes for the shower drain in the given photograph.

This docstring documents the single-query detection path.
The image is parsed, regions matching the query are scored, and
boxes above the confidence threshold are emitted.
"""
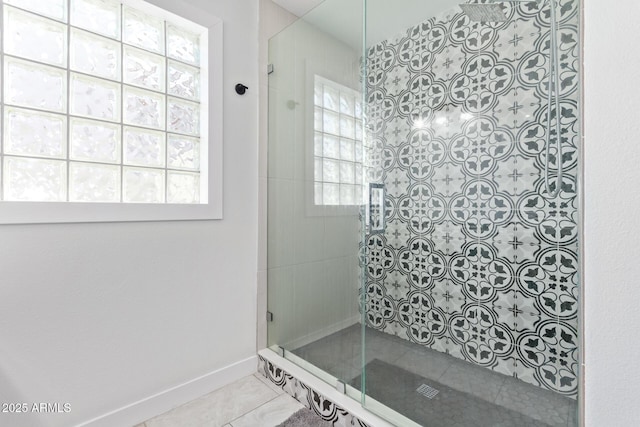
[416,383,439,399]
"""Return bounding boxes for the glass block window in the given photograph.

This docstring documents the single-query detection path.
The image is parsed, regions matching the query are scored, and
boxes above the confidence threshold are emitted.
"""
[0,0,206,204]
[313,76,363,206]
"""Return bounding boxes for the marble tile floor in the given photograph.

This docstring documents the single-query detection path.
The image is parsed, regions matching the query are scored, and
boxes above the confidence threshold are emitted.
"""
[136,373,304,427]
[291,324,578,427]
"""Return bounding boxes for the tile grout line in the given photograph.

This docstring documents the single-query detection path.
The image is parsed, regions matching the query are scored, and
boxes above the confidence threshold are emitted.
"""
[143,375,281,427]
[235,375,284,416]
[226,391,293,426]
[492,378,508,405]
[436,360,454,383]
[254,372,287,395]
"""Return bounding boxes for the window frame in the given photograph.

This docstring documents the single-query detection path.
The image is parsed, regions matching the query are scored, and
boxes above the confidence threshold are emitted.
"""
[0,0,223,224]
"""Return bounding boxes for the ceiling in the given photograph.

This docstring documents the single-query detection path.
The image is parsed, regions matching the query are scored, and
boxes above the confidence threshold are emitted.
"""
[272,0,325,17]
[272,0,463,49]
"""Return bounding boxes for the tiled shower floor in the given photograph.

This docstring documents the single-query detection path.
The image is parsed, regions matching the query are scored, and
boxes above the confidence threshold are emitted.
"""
[292,324,577,427]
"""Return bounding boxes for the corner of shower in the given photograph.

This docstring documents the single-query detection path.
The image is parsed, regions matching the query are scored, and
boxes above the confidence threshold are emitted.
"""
[265,0,582,426]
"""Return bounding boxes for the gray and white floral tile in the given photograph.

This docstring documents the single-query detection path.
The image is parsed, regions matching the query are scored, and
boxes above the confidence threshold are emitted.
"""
[362,0,580,399]
[258,355,371,427]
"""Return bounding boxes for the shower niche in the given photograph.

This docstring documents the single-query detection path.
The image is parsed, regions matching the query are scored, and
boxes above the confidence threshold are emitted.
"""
[266,0,581,426]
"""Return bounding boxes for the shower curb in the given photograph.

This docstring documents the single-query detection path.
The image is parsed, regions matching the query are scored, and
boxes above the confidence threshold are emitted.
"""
[258,352,382,427]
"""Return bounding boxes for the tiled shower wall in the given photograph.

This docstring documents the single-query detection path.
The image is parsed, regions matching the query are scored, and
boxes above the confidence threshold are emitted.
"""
[363,0,579,397]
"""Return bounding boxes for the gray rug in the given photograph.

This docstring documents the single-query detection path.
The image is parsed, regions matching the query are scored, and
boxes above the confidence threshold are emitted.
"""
[276,408,334,427]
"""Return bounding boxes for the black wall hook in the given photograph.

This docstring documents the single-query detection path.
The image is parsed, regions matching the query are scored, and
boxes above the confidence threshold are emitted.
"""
[235,84,248,95]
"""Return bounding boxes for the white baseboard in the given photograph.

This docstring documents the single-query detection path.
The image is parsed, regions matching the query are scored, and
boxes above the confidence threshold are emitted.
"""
[75,355,258,427]
[283,315,360,350]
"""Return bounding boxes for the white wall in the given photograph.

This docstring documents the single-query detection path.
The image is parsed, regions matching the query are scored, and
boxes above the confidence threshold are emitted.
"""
[0,0,259,426]
[584,0,640,425]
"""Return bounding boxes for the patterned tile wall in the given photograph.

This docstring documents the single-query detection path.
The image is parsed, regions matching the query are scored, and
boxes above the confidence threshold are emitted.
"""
[363,0,580,397]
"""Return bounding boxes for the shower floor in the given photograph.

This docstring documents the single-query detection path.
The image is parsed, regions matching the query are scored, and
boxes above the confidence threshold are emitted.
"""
[291,324,577,427]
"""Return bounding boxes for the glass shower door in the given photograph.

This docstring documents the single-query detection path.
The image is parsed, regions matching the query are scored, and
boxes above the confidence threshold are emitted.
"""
[266,0,366,392]
[266,0,580,424]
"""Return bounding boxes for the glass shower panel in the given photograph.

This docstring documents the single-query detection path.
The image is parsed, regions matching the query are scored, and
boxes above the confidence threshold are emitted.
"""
[266,0,365,389]
[361,0,580,426]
